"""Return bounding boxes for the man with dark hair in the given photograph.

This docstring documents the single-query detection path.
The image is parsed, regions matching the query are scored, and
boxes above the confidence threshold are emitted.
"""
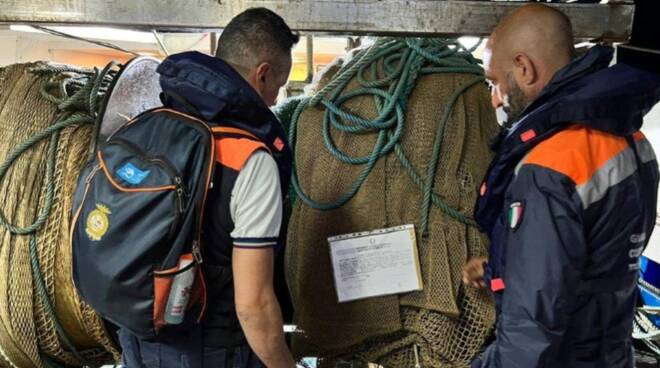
[119,7,298,368]
[215,8,299,107]
[216,8,299,103]
[464,4,660,367]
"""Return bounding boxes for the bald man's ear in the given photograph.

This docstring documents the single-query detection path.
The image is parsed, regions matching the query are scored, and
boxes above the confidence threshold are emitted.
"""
[512,53,538,90]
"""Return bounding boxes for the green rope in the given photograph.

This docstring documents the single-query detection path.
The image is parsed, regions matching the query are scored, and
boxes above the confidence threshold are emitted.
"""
[0,61,118,367]
[288,38,483,233]
[30,234,86,365]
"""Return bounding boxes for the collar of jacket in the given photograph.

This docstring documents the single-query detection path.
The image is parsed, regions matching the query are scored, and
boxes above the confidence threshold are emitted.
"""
[475,45,660,234]
[156,51,292,192]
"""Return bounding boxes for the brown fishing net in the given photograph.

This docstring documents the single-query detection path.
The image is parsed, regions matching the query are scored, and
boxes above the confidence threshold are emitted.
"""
[284,39,500,367]
[0,63,119,367]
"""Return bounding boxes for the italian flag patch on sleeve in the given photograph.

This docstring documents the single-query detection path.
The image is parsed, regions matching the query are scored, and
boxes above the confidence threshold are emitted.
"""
[508,201,523,230]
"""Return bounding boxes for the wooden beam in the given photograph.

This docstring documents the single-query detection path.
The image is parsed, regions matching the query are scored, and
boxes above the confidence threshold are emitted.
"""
[0,0,635,41]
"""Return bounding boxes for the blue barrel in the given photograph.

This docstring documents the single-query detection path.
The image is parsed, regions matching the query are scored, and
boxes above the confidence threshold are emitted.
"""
[640,255,660,327]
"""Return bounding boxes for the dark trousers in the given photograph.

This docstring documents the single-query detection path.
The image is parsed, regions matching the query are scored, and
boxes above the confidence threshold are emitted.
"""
[119,327,265,368]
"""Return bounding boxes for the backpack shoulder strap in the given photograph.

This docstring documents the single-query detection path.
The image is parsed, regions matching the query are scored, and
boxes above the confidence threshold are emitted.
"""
[211,127,270,171]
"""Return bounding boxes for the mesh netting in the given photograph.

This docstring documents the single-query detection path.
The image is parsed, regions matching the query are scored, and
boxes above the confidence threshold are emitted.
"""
[0,63,119,367]
[283,39,499,367]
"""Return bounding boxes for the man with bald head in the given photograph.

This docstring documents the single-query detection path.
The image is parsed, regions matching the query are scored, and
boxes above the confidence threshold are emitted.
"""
[484,4,574,126]
[463,4,660,367]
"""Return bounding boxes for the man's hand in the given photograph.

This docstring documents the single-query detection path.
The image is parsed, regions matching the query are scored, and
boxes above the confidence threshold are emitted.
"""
[462,256,488,289]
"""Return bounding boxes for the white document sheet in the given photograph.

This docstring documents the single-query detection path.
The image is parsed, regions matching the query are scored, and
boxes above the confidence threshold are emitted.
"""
[328,224,423,303]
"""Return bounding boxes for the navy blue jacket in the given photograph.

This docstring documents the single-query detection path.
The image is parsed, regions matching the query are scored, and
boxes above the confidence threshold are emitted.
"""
[156,52,293,347]
[474,46,660,367]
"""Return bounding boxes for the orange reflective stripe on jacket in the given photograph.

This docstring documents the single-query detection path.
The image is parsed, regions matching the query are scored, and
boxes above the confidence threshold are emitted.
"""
[524,124,648,186]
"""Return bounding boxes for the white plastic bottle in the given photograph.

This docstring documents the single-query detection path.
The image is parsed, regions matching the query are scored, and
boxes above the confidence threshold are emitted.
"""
[164,255,195,325]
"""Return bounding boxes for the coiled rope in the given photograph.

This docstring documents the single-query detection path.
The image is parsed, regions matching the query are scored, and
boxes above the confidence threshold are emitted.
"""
[289,38,484,233]
[0,61,118,367]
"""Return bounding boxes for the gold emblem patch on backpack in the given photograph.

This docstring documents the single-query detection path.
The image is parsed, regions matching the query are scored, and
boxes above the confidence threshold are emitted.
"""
[86,204,111,241]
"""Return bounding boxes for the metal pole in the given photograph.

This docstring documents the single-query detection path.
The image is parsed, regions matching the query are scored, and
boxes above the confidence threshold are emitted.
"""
[306,34,313,82]
[152,29,170,56]
[210,31,218,56]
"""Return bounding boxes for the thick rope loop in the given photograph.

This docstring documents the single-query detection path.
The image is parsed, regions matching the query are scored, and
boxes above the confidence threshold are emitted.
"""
[0,62,118,367]
[289,38,484,231]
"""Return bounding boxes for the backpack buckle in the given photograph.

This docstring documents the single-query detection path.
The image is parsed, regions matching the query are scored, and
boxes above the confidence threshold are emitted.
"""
[192,241,203,264]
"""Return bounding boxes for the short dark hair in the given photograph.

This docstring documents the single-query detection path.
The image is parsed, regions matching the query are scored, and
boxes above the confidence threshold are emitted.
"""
[216,8,299,74]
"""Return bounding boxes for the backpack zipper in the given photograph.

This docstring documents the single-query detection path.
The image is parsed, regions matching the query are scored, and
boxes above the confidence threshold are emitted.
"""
[109,138,181,178]
[174,177,184,214]
[108,138,187,213]
[192,241,203,264]
[96,146,185,248]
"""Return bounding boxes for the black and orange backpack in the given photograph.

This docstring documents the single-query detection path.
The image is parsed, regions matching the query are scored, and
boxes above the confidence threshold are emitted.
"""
[71,51,292,340]
[72,107,219,339]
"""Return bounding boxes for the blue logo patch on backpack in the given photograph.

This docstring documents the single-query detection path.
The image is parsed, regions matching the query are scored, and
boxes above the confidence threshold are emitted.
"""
[117,162,150,184]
